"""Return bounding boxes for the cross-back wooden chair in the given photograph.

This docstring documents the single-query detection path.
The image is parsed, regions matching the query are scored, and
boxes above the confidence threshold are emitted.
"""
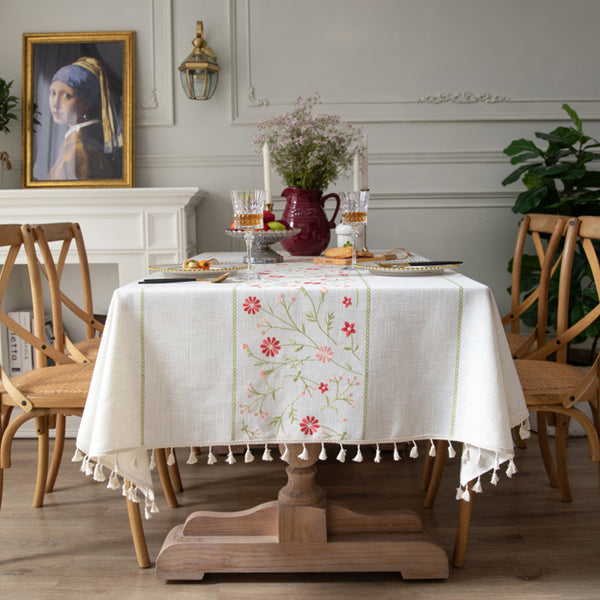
[503,213,571,358]
[420,216,585,567]
[0,224,161,568]
[24,222,105,494]
[421,215,574,499]
[0,223,93,509]
[514,215,600,502]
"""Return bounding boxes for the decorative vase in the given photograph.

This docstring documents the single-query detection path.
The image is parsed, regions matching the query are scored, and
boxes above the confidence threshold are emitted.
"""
[279,187,340,256]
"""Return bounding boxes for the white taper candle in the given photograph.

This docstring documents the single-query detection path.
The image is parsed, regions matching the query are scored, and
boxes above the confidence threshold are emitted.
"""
[262,143,272,204]
[352,152,360,192]
[361,134,368,190]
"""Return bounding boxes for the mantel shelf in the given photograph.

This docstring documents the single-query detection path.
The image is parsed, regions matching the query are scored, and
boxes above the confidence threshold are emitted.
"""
[0,187,203,286]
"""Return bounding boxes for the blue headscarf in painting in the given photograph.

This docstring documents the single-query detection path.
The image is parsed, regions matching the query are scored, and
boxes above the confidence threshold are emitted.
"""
[52,62,101,108]
[51,57,122,152]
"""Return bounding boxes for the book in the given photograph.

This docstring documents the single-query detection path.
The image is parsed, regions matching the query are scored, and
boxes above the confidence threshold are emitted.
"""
[32,314,55,368]
[7,309,34,377]
[0,322,8,374]
[20,311,33,374]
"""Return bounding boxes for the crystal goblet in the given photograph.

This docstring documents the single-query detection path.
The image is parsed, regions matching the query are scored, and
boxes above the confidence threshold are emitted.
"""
[340,191,370,270]
[230,190,266,279]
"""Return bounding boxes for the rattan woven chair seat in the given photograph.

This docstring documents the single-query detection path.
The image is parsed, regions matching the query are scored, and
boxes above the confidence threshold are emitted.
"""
[514,358,598,404]
[1,362,94,405]
[74,337,101,361]
[505,332,536,356]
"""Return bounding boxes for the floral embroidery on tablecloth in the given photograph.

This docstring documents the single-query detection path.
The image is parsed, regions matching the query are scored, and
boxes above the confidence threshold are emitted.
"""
[235,264,367,442]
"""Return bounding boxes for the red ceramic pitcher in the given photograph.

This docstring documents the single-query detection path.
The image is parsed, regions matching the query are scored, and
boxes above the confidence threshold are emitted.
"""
[279,187,340,256]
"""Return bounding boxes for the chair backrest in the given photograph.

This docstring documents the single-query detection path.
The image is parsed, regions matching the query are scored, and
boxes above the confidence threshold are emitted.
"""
[0,225,74,411]
[20,224,75,368]
[503,213,572,350]
[526,215,594,363]
[29,223,103,343]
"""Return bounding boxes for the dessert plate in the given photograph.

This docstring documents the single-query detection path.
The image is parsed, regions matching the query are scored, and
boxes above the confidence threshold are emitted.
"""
[148,263,246,278]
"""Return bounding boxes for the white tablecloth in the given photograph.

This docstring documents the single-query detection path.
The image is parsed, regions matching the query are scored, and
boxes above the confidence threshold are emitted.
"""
[76,256,528,515]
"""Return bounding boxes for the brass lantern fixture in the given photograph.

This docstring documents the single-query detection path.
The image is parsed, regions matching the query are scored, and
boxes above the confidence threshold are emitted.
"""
[178,21,221,100]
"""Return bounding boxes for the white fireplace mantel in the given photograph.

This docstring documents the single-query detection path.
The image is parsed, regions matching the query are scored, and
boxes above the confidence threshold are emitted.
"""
[0,187,203,285]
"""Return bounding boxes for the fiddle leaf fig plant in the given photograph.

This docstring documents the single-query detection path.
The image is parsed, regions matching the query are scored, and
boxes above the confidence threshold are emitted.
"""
[0,77,18,134]
[502,104,600,358]
[502,103,600,216]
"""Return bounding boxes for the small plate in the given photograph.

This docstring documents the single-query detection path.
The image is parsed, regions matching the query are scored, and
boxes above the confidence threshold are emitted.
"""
[356,260,461,275]
[148,263,246,278]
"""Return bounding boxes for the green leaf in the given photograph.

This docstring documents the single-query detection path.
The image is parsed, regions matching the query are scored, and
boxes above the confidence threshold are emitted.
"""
[574,190,600,203]
[522,172,547,189]
[562,103,583,133]
[560,168,587,181]
[583,286,599,301]
[529,163,572,178]
[511,187,548,213]
[581,151,600,162]
[535,130,578,147]
[577,171,600,187]
[510,152,544,165]
[502,163,539,186]
[503,139,542,157]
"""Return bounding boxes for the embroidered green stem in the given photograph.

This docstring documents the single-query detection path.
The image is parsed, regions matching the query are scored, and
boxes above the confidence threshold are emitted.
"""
[231,283,240,441]
[358,272,371,440]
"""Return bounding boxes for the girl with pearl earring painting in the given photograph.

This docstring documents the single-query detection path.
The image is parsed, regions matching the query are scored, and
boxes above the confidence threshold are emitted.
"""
[47,56,122,180]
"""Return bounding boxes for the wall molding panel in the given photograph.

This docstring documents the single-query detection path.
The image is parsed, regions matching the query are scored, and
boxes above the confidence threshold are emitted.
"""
[136,150,509,170]
[230,0,600,124]
[367,191,516,210]
[136,0,174,126]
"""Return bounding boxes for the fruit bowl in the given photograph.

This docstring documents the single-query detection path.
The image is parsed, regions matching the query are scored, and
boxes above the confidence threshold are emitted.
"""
[225,228,300,263]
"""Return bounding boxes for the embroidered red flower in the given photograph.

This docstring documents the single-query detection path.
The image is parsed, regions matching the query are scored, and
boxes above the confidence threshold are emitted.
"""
[318,382,329,394]
[261,337,281,357]
[316,345,333,363]
[243,296,261,315]
[300,416,320,435]
[342,321,356,337]
[342,296,352,308]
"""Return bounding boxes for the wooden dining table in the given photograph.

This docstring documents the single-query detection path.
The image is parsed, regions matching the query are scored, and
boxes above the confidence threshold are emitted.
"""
[75,253,528,580]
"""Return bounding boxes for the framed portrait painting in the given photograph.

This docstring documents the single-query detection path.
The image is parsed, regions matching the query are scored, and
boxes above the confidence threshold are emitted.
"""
[22,31,135,188]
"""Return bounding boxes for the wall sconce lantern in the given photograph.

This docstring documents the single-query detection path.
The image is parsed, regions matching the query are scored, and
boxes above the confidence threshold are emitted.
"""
[178,21,221,100]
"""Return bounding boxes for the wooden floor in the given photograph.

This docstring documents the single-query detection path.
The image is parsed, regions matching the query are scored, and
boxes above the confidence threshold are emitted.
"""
[0,436,599,599]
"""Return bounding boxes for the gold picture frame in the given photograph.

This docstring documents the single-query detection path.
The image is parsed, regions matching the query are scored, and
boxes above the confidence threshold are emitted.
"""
[22,31,135,188]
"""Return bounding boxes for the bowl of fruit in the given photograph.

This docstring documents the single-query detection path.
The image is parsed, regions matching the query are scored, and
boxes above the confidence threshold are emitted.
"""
[226,207,300,263]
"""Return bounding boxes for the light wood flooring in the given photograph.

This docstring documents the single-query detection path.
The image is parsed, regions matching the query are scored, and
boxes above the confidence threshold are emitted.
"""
[0,436,599,599]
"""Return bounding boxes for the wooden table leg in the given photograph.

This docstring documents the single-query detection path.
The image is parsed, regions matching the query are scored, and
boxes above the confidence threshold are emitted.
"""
[451,481,473,568]
[156,444,448,580]
[155,448,179,508]
[125,480,151,568]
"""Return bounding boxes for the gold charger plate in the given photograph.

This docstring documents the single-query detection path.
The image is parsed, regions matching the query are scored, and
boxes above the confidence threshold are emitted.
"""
[148,263,246,278]
[356,261,461,275]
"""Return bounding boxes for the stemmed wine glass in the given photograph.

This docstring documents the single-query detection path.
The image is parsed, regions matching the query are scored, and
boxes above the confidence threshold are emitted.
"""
[340,191,370,270]
[230,190,266,279]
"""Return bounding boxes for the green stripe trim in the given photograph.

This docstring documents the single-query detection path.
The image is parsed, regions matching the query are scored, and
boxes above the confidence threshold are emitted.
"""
[231,283,240,441]
[139,288,146,445]
[357,272,371,440]
[443,276,464,435]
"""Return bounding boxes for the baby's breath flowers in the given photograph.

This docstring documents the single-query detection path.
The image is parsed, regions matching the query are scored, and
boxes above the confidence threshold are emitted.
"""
[253,94,363,191]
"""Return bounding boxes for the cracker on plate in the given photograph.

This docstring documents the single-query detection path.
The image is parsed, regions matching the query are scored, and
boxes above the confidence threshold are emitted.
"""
[323,247,373,259]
